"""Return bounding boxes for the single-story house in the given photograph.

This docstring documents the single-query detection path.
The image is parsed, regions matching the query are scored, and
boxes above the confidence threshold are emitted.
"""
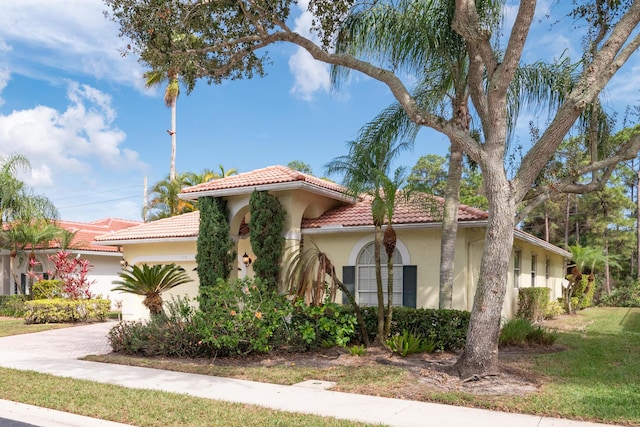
[95,165,571,320]
[0,218,141,306]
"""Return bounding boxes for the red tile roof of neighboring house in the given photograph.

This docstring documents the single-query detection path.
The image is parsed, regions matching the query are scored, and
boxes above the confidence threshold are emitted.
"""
[301,194,489,229]
[94,211,200,243]
[55,218,142,252]
[1,218,142,253]
[180,165,349,198]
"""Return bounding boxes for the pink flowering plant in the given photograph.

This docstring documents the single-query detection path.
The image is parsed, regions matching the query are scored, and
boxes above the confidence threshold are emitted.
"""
[48,251,95,299]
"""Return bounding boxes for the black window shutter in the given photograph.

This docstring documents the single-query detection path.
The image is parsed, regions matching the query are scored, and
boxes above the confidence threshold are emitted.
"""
[342,266,356,304]
[403,265,417,308]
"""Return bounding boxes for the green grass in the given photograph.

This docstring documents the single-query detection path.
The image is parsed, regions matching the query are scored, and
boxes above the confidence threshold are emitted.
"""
[0,317,72,337]
[2,308,640,425]
[451,307,640,425]
[0,368,378,427]
[91,308,640,425]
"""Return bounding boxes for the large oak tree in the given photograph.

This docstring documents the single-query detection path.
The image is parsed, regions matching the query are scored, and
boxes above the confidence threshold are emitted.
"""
[105,0,640,378]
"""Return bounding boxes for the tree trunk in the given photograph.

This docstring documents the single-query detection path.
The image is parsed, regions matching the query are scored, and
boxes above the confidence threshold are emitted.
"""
[9,254,21,295]
[604,236,611,295]
[384,225,396,336]
[452,162,514,379]
[564,194,570,250]
[636,169,640,279]
[439,141,463,309]
[374,225,385,343]
[170,99,177,181]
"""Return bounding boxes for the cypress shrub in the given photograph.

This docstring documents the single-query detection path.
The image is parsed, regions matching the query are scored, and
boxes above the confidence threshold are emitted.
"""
[249,190,285,292]
[196,196,235,311]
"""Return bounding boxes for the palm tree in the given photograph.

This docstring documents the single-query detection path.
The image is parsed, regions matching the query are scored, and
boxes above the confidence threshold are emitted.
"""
[145,69,180,181]
[112,263,193,317]
[332,0,490,310]
[377,168,410,336]
[326,137,410,343]
[0,154,30,226]
[284,241,370,346]
[332,0,570,310]
[183,165,238,187]
[565,244,621,313]
[144,173,195,221]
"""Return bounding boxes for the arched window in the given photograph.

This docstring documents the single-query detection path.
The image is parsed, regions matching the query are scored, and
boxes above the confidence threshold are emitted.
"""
[356,242,404,307]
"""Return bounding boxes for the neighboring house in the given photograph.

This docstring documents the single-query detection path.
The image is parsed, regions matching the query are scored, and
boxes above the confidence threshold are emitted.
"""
[0,218,141,307]
[95,165,571,320]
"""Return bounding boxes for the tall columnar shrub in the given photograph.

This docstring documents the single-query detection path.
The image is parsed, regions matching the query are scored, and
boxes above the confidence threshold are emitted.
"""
[249,190,285,292]
[196,196,234,294]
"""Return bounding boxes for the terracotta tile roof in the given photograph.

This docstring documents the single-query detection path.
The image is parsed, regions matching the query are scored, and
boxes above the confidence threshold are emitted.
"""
[1,218,142,253]
[55,218,142,252]
[95,211,200,243]
[301,194,488,229]
[181,165,348,197]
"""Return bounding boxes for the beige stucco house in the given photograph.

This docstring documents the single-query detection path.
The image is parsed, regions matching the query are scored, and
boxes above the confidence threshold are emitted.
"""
[95,165,571,321]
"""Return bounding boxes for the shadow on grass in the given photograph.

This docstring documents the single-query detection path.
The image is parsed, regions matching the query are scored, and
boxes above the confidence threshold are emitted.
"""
[619,307,640,332]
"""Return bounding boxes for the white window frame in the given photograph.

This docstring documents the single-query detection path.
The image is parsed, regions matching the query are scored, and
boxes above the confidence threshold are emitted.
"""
[531,254,537,287]
[355,242,404,307]
[514,250,522,288]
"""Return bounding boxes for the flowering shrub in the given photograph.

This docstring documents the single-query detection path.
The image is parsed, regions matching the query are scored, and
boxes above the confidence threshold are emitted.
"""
[195,277,293,355]
[48,251,95,299]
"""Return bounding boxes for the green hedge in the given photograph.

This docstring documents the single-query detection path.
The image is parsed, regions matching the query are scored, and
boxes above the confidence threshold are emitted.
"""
[349,306,470,351]
[517,287,550,322]
[0,295,30,317]
[24,298,110,324]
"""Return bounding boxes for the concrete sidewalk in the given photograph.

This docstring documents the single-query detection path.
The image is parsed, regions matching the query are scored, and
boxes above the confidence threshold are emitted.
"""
[0,322,616,427]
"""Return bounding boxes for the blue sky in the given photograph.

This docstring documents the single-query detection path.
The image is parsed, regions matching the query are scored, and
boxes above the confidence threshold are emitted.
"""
[0,1,638,223]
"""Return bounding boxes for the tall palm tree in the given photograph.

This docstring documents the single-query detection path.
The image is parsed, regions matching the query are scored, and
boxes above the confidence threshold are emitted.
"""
[377,167,410,336]
[145,69,180,181]
[326,137,410,343]
[112,263,193,317]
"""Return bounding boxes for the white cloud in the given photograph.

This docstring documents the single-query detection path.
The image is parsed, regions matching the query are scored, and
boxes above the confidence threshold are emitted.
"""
[0,82,146,190]
[0,0,146,90]
[0,67,9,106]
[288,1,330,100]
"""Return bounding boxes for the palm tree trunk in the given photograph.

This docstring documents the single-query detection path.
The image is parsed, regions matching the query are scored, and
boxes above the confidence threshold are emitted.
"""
[170,100,177,181]
[636,169,640,279]
[384,225,397,336]
[9,254,20,295]
[374,225,385,343]
[439,141,463,309]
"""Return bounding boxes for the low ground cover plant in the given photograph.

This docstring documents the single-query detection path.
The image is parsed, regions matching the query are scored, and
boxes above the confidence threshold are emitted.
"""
[385,330,436,356]
[499,317,558,347]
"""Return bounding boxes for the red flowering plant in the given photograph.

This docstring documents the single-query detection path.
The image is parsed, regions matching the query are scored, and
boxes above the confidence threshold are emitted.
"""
[48,251,95,299]
[25,258,44,283]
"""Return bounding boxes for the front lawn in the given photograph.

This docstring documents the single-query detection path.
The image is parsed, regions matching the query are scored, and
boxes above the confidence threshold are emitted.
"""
[0,316,73,337]
[90,307,640,426]
[2,307,639,425]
